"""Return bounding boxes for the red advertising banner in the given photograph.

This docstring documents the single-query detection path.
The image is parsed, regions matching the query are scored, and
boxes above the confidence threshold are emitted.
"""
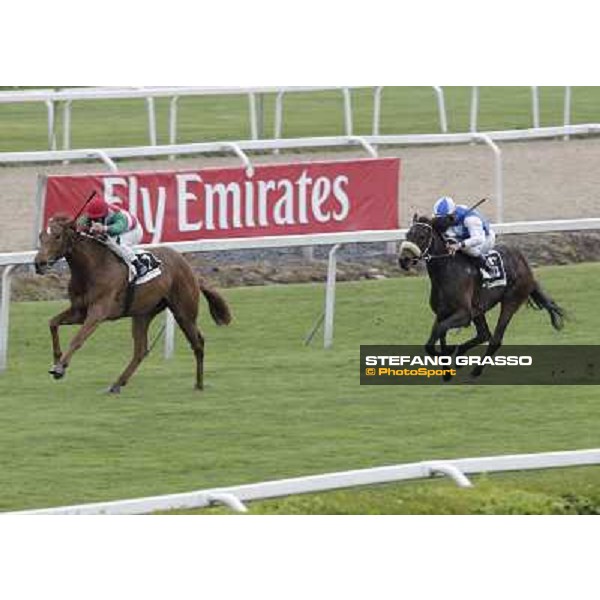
[42,158,400,244]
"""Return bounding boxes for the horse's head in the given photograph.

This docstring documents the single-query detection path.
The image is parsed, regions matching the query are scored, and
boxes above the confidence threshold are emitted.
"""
[398,214,447,271]
[34,215,77,274]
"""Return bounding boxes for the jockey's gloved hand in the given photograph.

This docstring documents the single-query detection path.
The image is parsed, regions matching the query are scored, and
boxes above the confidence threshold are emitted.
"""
[90,222,108,235]
[447,241,461,255]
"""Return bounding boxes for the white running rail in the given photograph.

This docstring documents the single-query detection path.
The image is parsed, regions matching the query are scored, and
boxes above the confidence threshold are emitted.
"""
[2,217,600,371]
[2,124,600,224]
[2,124,600,367]
[6,448,599,515]
[0,86,452,152]
[470,86,574,133]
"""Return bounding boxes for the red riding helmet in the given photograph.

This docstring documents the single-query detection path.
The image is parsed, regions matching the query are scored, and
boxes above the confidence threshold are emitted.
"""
[86,196,110,219]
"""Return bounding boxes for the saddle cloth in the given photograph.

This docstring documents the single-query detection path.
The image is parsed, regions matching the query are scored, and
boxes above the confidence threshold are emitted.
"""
[85,233,162,286]
[131,250,162,286]
[481,250,507,289]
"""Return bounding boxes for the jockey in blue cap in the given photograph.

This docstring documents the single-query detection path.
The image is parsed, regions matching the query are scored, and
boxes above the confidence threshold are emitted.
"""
[433,196,496,280]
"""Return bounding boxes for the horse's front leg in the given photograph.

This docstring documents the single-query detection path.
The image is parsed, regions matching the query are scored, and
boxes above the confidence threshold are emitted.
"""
[426,310,472,380]
[50,307,107,380]
[49,307,84,367]
[425,318,442,356]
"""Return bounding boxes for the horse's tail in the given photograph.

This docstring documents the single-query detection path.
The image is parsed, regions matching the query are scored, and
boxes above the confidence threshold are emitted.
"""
[199,279,232,326]
[528,283,565,331]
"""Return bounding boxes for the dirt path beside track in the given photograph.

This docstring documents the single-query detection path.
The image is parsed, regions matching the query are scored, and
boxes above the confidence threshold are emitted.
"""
[1,138,599,252]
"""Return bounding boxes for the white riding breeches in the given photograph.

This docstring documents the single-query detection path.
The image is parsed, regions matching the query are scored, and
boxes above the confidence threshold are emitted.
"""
[106,223,144,264]
[462,230,496,258]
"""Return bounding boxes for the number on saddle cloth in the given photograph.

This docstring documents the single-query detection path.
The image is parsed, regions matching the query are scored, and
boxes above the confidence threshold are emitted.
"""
[135,251,161,272]
[482,250,507,288]
[132,250,163,286]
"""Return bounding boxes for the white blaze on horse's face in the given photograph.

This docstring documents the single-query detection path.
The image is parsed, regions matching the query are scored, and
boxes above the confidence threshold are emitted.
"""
[36,218,72,270]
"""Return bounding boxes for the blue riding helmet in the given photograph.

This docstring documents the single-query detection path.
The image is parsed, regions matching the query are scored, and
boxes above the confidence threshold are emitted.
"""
[433,197,457,217]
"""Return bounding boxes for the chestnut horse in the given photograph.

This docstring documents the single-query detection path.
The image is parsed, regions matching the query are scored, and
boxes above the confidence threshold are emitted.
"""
[34,215,232,393]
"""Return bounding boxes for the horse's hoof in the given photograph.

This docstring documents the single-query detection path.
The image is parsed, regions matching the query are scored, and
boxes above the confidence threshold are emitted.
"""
[470,368,483,379]
[107,385,121,395]
[49,365,65,380]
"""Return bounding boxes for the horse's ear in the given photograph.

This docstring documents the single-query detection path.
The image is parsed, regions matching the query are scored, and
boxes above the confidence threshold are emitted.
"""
[412,213,418,224]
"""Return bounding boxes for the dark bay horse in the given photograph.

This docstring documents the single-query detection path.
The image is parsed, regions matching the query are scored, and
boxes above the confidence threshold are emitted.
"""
[399,216,565,378]
[34,215,232,393]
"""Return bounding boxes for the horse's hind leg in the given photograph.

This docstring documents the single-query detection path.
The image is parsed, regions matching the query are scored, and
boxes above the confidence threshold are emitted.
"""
[168,299,205,391]
[456,314,492,359]
[108,315,153,394]
[471,301,520,379]
[426,310,471,357]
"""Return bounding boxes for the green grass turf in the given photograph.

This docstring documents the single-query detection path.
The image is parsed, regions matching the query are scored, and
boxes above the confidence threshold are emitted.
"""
[1,87,600,152]
[0,262,598,512]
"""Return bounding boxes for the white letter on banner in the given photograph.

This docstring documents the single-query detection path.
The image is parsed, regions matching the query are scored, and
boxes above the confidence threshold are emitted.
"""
[244,180,255,228]
[332,176,350,221]
[103,177,128,207]
[273,179,295,225]
[204,183,243,229]
[311,177,333,223]
[140,186,167,244]
[177,173,203,232]
[296,170,312,224]
[258,181,277,227]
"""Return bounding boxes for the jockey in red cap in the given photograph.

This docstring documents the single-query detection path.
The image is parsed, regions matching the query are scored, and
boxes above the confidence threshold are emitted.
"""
[78,196,148,279]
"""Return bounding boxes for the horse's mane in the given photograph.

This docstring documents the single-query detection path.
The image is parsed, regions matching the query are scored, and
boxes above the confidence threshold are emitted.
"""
[49,213,76,228]
[48,213,108,252]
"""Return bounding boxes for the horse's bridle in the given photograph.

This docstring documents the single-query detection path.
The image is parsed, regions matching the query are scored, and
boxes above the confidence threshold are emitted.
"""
[409,222,453,262]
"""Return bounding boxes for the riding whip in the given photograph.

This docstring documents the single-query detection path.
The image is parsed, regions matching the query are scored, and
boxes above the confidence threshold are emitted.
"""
[73,190,98,221]
[465,197,489,215]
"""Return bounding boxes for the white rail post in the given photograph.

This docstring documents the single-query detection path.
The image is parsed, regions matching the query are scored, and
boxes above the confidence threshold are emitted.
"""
[206,493,248,513]
[248,93,259,140]
[164,310,176,359]
[274,90,285,139]
[146,97,157,146]
[256,92,265,139]
[0,265,16,373]
[87,150,119,173]
[427,463,473,488]
[169,96,180,159]
[564,87,572,141]
[373,86,384,136]
[220,142,255,177]
[324,244,341,349]
[470,86,479,134]
[473,133,504,223]
[45,100,57,151]
[347,136,379,158]
[432,86,448,133]
[273,90,286,155]
[62,100,73,151]
[531,86,540,129]
[343,88,353,136]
